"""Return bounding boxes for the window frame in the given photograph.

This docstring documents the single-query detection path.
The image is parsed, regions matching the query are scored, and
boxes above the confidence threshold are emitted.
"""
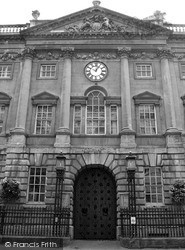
[34,105,53,135]
[179,62,185,79]
[138,104,157,135]
[144,166,164,206]
[110,105,119,135]
[73,104,82,134]
[71,95,121,135]
[133,91,161,135]
[0,63,14,79]
[37,62,58,80]
[0,92,11,135]
[134,63,155,79]
[27,166,47,204]
[85,90,106,135]
[31,92,58,135]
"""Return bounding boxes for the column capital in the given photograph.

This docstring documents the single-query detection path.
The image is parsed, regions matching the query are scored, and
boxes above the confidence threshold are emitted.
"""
[156,47,175,60]
[21,47,36,60]
[61,47,75,59]
[117,47,131,58]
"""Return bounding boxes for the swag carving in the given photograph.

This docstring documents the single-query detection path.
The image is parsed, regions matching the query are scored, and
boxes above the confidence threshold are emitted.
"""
[75,51,117,60]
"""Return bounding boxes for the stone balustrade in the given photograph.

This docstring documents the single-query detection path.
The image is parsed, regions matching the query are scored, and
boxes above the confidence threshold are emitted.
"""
[164,23,185,33]
[1,22,185,34]
[0,24,29,34]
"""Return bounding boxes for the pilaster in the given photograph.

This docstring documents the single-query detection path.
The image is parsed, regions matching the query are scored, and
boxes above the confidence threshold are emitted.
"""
[8,47,35,148]
[55,47,74,148]
[117,47,136,149]
[157,48,182,149]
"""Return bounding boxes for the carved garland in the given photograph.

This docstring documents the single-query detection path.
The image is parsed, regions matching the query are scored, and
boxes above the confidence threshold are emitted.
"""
[1,47,185,61]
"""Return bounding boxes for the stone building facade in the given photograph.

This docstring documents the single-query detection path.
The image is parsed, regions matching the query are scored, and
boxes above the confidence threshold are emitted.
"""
[0,1,185,240]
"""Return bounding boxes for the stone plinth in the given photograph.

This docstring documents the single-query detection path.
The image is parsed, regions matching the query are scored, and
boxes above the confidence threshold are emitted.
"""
[165,128,183,149]
[8,128,26,148]
[54,128,71,147]
[120,128,136,148]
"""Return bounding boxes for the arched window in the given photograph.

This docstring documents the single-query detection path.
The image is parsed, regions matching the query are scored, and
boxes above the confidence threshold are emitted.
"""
[86,91,105,135]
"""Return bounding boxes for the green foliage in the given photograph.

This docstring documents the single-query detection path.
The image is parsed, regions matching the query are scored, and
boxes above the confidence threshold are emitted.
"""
[169,180,185,205]
[1,177,20,203]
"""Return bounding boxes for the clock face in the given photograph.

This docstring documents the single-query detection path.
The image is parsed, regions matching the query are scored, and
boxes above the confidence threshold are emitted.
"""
[85,61,108,82]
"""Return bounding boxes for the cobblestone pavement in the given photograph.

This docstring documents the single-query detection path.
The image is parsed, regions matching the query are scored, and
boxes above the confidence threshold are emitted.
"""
[64,240,123,250]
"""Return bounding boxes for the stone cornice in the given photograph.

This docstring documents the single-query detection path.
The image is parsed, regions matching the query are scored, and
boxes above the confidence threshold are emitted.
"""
[70,96,87,105]
[105,96,121,106]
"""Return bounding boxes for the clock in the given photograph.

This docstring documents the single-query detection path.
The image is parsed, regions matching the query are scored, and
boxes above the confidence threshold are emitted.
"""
[84,61,108,82]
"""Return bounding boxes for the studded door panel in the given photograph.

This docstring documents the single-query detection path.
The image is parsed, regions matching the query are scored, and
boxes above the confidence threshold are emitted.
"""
[74,168,116,239]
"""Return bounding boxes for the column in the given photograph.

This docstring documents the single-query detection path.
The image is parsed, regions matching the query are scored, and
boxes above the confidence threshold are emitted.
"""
[158,48,182,149]
[55,47,74,148]
[8,47,35,147]
[118,47,136,148]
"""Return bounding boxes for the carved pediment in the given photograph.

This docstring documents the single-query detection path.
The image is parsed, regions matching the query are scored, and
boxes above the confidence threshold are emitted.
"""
[22,5,170,38]
[32,91,59,105]
[133,91,161,105]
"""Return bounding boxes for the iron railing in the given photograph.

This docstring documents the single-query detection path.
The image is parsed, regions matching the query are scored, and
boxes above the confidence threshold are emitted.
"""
[120,207,185,238]
[0,205,70,237]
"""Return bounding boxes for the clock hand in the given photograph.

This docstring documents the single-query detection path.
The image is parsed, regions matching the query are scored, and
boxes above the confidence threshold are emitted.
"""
[95,66,101,72]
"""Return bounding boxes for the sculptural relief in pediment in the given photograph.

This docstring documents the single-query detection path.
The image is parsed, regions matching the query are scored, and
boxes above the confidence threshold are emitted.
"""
[64,14,133,33]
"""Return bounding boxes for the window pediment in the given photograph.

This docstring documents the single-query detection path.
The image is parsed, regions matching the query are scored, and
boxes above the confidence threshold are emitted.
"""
[181,95,185,105]
[32,91,59,105]
[133,91,161,105]
[0,92,11,105]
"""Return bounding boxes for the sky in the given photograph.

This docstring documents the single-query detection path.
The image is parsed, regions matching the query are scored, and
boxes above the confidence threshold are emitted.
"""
[0,0,185,25]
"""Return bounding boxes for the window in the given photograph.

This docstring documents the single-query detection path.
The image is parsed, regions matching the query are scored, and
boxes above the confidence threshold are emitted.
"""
[180,63,185,78]
[31,92,58,135]
[0,92,11,134]
[0,64,12,78]
[133,91,161,135]
[28,167,46,203]
[110,105,118,134]
[86,91,105,135]
[0,106,5,133]
[144,167,164,204]
[135,64,153,78]
[74,105,82,134]
[34,105,53,135]
[139,105,157,135]
[39,64,56,78]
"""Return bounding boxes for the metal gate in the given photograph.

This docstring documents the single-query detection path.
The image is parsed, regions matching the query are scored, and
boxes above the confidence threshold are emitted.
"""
[74,167,116,239]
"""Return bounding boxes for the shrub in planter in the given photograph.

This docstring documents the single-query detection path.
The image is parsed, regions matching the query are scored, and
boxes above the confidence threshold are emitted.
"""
[169,179,185,205]
[0,177,21,203]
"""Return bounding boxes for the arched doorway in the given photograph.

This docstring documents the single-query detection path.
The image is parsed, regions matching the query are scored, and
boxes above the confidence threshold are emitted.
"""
[74,167,116,239]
